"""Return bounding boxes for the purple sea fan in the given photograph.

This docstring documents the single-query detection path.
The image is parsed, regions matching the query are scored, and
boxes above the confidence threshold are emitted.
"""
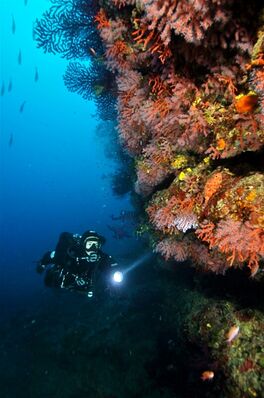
[153,207,178,232]
[99,18,127,45]
[116,71,150,155]
[189,241,229,274]
[155,238,189,261]
[135,161,169,195]
[169,212,199,233]
[213,219,264,275]
[141,0,230,46]
[116,70,142,93]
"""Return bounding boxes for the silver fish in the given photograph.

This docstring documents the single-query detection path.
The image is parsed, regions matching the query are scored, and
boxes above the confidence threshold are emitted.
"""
[9,134,13,148]
[34,67,39,82]
[19,101,26,113]
[18,50,22,65]
[12,15,16,34]
[1,82,5,96]
[8,79,12,92]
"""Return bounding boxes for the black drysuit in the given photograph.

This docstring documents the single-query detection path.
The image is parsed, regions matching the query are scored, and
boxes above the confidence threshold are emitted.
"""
[39,232,117,294]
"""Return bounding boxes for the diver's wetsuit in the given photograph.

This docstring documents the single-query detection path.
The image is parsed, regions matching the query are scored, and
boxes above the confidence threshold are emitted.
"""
[39,232,118,295]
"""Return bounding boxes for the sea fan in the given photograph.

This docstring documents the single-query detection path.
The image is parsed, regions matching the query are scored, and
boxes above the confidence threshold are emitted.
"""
[34,0,102,59]
[63,61,117,120]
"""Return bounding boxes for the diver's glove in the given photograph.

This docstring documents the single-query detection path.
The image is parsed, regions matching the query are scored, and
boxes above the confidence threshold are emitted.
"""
[36,262,46,274]
[36,251,56,273]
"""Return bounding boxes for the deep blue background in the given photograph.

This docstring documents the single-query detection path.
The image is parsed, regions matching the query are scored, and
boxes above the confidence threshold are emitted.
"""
[0,0,134,319]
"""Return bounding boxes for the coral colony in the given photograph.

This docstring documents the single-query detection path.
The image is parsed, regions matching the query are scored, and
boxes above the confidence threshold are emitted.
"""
[35,1,264,277]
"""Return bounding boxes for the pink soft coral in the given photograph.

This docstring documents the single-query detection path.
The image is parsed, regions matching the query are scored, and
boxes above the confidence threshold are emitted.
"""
[155,238,189,261]
[141,0,228,46]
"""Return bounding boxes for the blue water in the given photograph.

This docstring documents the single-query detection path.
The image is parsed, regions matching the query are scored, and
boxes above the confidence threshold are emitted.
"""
[0,0,134,320]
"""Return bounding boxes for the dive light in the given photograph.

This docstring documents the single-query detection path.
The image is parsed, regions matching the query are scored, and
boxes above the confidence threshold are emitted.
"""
[112,271,124,283]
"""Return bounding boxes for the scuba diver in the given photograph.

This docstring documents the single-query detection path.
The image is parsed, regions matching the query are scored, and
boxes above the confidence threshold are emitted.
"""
[37,231,120,298]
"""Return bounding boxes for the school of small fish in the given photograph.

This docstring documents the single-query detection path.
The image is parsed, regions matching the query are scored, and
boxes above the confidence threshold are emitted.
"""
[1,1,39,148]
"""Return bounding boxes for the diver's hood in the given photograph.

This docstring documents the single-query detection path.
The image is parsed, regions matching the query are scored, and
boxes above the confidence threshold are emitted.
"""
[81,231,106,249]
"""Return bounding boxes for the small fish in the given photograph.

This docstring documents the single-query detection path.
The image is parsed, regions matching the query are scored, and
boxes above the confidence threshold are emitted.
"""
[1,82,5,96]
[226,325,240,343]
[34,67,39,82]
[201,371,214,381]
[24,0,28,5]
[8,79,12,92]
[9,134,13,148]
[18,50,22,65]
[19,101,26,113]
[12,15,16,34]
[88,47,97,57]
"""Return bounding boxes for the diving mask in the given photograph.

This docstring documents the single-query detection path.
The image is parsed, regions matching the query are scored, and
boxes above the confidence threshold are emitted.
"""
[84,238,101,251]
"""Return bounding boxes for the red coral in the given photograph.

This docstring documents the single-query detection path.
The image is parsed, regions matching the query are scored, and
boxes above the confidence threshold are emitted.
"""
[94,9,110,29]
[132,20,172,63]
[203,172,223,206]
[148,75,172,97]
[196,221,216,248]
[105,40,133,71]
[197,219,264,276]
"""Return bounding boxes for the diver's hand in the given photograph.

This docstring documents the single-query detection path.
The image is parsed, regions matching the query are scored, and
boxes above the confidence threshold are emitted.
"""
[36,263,46,274]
